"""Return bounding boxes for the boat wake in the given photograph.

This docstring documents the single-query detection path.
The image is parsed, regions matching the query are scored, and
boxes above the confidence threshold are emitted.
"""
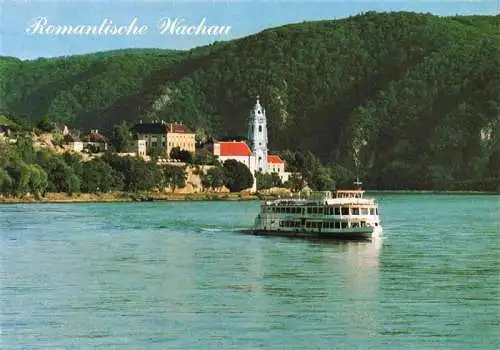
[199,227,224,232]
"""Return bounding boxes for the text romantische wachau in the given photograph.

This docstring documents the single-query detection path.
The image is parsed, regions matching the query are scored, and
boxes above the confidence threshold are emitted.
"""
[26,16,231,36]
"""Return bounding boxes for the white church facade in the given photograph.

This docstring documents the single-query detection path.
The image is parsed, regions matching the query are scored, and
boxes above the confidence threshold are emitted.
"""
[213,97,292,190]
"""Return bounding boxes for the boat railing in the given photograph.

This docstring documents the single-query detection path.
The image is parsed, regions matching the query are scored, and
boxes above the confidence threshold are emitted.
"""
[264,190,376,206]
[273,191,333,201]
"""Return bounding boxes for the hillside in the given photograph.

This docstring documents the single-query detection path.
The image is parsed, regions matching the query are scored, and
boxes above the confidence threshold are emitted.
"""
[1,11,499,189]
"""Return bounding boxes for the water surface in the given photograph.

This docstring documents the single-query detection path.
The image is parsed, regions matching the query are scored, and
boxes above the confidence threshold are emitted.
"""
[1,195,499,349]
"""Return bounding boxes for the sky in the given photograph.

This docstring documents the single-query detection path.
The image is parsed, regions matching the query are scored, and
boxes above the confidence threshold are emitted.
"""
[1,0,498,59]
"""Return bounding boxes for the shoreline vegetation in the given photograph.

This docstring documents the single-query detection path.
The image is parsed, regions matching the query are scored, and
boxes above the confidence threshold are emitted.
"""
[1,189,497,204]
[0,191,259,204]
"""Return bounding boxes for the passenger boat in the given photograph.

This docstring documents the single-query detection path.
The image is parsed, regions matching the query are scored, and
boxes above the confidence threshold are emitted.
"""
[247,185,382,240]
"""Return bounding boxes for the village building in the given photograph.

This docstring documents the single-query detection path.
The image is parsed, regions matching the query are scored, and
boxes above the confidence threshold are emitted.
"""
[214,141,255,172]
[128,137,147,158]
[81,129,108,153]
[213,97,292,190]
[67,139,84,153]
[131,120,195,157]
[119,138,148,160]
[59,125,69,136]
[268,155,286,174]
[166,121,196,155]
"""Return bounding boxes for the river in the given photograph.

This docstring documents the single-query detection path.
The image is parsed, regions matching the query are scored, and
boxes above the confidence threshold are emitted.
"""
[1,194,498,349]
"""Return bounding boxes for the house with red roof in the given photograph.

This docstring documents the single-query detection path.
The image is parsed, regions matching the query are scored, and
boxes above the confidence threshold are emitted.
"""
[267,155,286,174]
[213,141,255,172]
[81,129,108,153]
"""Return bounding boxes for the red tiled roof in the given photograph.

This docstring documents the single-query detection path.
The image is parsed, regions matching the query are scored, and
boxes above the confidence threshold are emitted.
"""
[83,132,107,142]
[168,123,191,133]
[219,142,253,156]
[267,155,284,164]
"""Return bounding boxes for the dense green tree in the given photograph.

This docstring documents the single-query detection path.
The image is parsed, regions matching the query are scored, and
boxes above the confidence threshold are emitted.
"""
[36,151,80,194]
[256,172,282,190]
[163,165,187,192]
[281,150,336,190]
[201,165,226,191]
[102,153,160,191]
[192,149,219,165]
[14,136,36,164]
[81,158,123,193]
[0,140,48,196]
[170,146,193,163]
[285,173,306,192]
[111,121,132,152]
[310,166,336,191]
[27,164,48,197]
[222,159,254,192]
[36,116,55,133]
[4,161,31,195]
[0,167,13,194]
[62,152,83,178]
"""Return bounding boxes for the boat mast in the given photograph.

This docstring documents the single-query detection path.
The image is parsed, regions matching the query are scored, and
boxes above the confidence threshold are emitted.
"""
[352,130,366,190]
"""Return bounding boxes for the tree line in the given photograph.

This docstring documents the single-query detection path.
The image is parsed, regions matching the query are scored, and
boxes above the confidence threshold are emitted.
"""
[0,137,261,197]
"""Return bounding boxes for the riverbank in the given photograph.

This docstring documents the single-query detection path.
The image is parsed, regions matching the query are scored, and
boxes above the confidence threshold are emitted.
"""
[0,191,262,204]
[1,188,497,204]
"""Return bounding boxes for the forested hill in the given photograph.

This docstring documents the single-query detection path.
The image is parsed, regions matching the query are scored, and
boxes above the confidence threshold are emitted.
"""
[1,12,499,189]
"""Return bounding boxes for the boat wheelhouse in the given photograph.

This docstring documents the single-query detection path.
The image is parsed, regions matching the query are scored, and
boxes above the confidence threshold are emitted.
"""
[249,189,382,240]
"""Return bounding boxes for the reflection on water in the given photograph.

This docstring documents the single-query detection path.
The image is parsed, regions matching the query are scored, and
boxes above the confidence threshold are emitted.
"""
[219,236,383,344]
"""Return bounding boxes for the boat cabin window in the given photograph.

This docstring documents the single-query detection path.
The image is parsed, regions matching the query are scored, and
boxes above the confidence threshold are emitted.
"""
[318,207,324,214]
[361,208,369,215]
[307,221,321,229]
[370,208,375,215]
[280,220,300,228]
[375,208,379,215]
[341,207,349,215]
[341,222,348,228]
[351,208,360,215]
[334,207,340,215]
[325,221,340,229]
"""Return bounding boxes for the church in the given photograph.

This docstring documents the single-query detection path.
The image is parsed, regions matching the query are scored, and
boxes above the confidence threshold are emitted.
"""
[213,97,291,190]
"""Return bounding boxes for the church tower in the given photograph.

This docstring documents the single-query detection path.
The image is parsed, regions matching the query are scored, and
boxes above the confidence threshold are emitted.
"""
[248,96,268,172]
